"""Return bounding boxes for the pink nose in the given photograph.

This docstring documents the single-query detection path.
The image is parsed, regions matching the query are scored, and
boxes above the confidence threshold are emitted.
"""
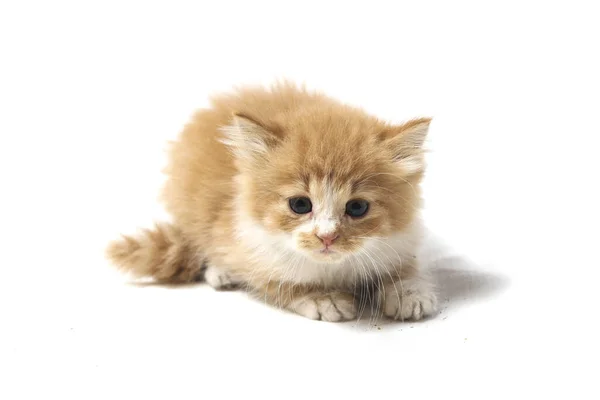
[317,233,339,247]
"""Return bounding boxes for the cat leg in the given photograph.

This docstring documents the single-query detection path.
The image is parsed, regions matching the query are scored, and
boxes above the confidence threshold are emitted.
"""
[254,281,357,322]
[382,266,437,321]
[204,264,356,321]
[289,291,357,322]
[203,263,243,290]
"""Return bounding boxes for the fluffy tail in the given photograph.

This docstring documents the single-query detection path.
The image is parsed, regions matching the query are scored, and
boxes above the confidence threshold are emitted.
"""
[105,223,204,283]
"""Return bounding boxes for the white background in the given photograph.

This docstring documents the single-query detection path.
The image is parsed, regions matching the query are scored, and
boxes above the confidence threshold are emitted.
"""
[1,1,599,399]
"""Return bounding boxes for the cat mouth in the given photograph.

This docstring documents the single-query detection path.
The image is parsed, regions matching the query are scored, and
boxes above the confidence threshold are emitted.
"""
[308,247,345,263]
[318,247,335,254]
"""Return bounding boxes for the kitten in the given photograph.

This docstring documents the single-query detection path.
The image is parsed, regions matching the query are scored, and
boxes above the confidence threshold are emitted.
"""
[106,81,437,322]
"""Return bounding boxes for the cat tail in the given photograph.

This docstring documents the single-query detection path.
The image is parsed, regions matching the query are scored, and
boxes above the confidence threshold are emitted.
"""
[105,222,204,283]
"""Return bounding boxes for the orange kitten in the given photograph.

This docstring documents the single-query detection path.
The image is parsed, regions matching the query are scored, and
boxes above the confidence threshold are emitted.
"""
[106,82,437,322]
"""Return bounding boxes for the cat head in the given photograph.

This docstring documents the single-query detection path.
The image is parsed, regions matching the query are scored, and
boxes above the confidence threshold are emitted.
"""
[221,106,430,264]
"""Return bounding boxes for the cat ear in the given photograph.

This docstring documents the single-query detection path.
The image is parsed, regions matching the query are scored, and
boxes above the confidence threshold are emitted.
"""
[379,117,432,175]
[220,113,281,162]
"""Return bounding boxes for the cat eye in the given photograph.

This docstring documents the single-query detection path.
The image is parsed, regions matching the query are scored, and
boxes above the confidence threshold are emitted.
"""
[289,197,313,214]
[345,199,369,218]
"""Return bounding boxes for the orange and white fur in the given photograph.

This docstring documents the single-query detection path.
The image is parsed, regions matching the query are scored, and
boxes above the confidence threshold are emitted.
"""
[106,82,437,322]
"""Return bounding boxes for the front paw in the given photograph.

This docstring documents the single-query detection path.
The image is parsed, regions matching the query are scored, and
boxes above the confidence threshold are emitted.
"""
[383,279,437,321]
[291,292,357,322]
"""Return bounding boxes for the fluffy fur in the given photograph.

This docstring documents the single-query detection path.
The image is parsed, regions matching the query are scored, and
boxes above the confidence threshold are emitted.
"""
[106,82,438,322]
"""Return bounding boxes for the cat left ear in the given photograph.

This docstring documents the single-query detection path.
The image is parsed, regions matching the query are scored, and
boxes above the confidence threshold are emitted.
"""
[379,117,432,175]
[220,113,281,162]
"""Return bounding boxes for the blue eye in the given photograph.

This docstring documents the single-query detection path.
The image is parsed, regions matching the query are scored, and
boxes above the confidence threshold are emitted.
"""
[289,197,312,214]
[345,199,369,217]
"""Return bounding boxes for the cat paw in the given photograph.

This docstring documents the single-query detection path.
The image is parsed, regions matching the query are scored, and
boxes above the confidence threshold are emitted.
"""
[383,279,437,321]
[204,264,241,290]
[291,292,357,322]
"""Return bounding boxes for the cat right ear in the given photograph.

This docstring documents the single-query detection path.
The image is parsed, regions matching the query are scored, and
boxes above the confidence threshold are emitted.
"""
[219,113,281,162]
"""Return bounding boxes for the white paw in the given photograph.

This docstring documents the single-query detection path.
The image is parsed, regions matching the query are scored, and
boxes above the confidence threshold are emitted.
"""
[383,278,437,321]
[291,292,357,322]
[204,264,241,290]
